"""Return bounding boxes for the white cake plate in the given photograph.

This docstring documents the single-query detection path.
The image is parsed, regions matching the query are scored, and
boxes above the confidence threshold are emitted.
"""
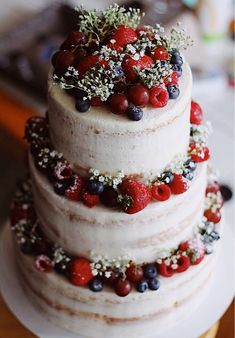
[0,215,234,338]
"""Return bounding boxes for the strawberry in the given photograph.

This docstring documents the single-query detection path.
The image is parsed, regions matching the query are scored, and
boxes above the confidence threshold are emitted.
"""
[34,255,54,273]
[112,25,137,47]
[164,71,179,86]
[179,241,189,251]
[176,254,190,272]
[82,191,100,208]
[169,174,189,195]
[76,55,109,78]
[120,179,151,214]
[106,42,123,53]
[204,209,221,224]
[206,183,220,195]
[70,257,93,286]
[65,175,86,201]
[189,143,210,163]
[190,101,203,125]
[90,96,104,107]
[152,46,169,61]
[122,55,153,81]
[151,184,171,201]
[157,260,174,277]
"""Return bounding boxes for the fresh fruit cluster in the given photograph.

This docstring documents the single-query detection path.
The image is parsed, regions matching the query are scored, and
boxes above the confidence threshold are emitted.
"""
[25,108,210,214]
[52,5,190,120]
[10,179,222,297]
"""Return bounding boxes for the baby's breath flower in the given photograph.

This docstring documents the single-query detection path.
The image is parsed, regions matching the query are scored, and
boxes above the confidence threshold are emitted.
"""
[135,60,171,88]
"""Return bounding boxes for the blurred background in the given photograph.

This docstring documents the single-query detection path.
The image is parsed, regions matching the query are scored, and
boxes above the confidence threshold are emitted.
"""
[0,0,234,336]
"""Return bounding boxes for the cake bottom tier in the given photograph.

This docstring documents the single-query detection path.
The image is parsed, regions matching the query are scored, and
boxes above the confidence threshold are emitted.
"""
[14,234,220,338]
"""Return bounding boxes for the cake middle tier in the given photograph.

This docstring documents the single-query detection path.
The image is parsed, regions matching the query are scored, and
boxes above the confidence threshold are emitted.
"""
[29,156,207,263]
[48,63,192,177]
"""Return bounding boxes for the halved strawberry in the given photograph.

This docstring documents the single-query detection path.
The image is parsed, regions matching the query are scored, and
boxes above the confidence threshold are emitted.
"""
[189,143,210,163]
[122,55,153,81]
[152,46,169,61]
[176,254,190,272]
[164,71,179,86]
[190,101,203,125]
[157,260,174,277]
[169,174,189,195]
[120,179,151,214]
[112,25,137,47]
[70,257,93,286]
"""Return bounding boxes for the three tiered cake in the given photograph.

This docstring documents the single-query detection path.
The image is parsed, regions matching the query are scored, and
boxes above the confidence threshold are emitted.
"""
[10,5,224,338]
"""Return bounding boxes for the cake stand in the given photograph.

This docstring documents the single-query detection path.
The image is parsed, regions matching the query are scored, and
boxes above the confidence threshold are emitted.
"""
[0,209,234,338]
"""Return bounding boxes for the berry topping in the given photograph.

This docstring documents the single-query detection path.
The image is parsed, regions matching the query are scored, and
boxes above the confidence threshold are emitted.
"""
[190,101,203,125]
[75,98,91,112]
[60,31,86,50]
[182,169,194,181]
[100,187,118,207]
[52,50,75,73]
[122,54,153,81]
[169,174,189,195]
[114,279,132,297]
[112,25,138,47]
[159,171,174,184]
[76,55,99,77]
[53,162,73,182]
[34,255,54,273]
[126,264,144,282]
[148,278,160,291]
[87,180,105,195]
[184,159,197,172]
[143,264,158,279]
[171,64,182,77]
[89,278,103,292]
[151,184,171,202]
[70,258,93,286]
[10,206,33,226]
[82,191,100,208]
[120,179,151,214]
[204,209,221,224]
[108,93,129,114]
[53,181,71,196]
[176,254,190,272]
[126,105,143,121]
[220,184,233,201]
[164,71,179,86]
[65,175,85,201]
[179,241,189,251]
[170,54,183,66]
[206,182,220,194]
[90,96,103,107]
[157,260,174,277]
[136,279,148,293]
[167,85,180,99]
[102,270,120,285]
[189,143,210,163]
[149,86,169,108]
[152,46,169,61]
[128,84,149,107]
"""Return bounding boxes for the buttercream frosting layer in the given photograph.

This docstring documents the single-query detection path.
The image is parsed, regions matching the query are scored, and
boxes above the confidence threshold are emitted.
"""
[29,156,207,263]
[48,63,192,177]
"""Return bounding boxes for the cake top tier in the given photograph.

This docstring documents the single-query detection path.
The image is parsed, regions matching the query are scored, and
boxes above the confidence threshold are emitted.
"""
[52,4,193,121]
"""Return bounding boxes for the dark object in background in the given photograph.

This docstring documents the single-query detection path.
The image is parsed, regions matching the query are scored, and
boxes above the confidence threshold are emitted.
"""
[220,184,233,202]
[0,4,79,101]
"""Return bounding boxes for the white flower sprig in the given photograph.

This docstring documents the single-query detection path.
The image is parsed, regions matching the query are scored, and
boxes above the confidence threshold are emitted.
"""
[135,60,171,88]
[190,121,212,144]
[204,191,223,213]
[164,23,194,50]
[103,4,144,29]
[165,153,188,175]
[89,168,125,189]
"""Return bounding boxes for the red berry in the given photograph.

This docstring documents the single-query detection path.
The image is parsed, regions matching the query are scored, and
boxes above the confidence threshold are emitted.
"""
[151,184,171,201]
[10,206,32,225]
[100,187,118,207]
[179,241,189,251]
[169,174,189,195]
[190,101,203,125]
[157,260,174,277]
[108,93,129,114]
[91,96,104,107]
[114,279,132,297]
[120,179,152,214]
[34,255,54,273]
[164,71,179,86]
[106,42,123,53]
[70,258,93,286]
[65,175,85,201]
[53,50,75,73]
[176,254,190,273]
[53,162,73,181]
[102,270,120,285]
[60,31,86,50]
[128,84,149,107]
[82,191,100,208]
[126,264,144,282]
[206,183,220,195]
[152,46,169,61]
[112,25,137,47]
[149,86,169,108]
[76,55,99,77]
[122,55,153,81]
[204,209,221,224]
[189,143,210,163]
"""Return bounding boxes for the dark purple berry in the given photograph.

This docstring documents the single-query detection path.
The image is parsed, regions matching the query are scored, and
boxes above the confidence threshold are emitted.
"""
[87,180,104,195]
[220,184,233,202]
[170,54,183,66]
[136,279,148,293]
[127,105,143,121]
[75,98,90,112]
[100,187,118,207]
[148,278,160,291]
[167,85,180,99]
[171,64,182,77]
[143,264,157,279]
[89,278,103,292]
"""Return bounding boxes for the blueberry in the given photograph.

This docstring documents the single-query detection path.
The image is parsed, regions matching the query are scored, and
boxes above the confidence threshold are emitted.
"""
[170,54,183,66]
[127,105,143,121]
[167,85,180,99]
[87,180,104,195]
[184,159,197,172]
[205,244,213,255]
[160,60,168,67]
[160,171,174,184]
[183,170,194,181]
[143,264,157,279]
[75,98,90,112]
[171,64,182,77]
[20,240,34,255]
[113,65,124,78]
[148,278,160,291]
[136,279,148,293]
[220,184,233,202]
[53,181,70,195]
[89,278,103,292]
[170,48,180,56]
[210,231,220,241]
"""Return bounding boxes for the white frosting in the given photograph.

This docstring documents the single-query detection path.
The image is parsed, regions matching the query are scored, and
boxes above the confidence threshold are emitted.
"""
[48,63,192,176]
[29,156,207,263]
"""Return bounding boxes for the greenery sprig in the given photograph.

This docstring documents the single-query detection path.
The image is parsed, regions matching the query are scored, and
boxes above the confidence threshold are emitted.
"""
[135,60,171,88]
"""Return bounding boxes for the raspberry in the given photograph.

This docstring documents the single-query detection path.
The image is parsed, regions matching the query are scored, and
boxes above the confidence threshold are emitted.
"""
[157,260,174,277]
[34,255,54,273]
[164,71,179,86]
[108,93,129,114]
[120,179,151,214]
[128,84,149,107]
[112,25,137,47]
[176,254,190,272]
[65,175,85,201]
[190,101,203,125]
[126,264,144,282]
[114,279,132,297]
[189,143,210,163]
[70,258,93,286]
[169,174,189,195]
[204,209,221,224]
[122,55,153,81]
[53,161,73,182]
[149,86,169,108]
[82,191,100,208]
[151,184,171,201]
[152,46,169,61]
